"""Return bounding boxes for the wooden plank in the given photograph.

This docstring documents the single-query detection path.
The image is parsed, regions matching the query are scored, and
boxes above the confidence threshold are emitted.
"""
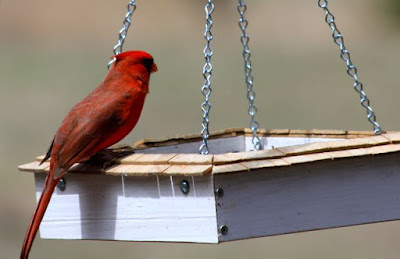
[169,154,214,165]
[130,153,177,165]
[105,164,170,176]
[289,129,313,136]
[212,163,248,174]
[309,129,347,136]
[117,153,144,164]
[225,128,246,134]
[324,150,355,159]
[136,136,246,155]
[346,130,375,136]
[240,159,289,171]
[35,173,218,243]
[365,144,400,155]
[282,153,332,165]
[383,132,400,143]
[345,144,400,157]
[276,135,390,156]
[134,128,244,150]
[274,141,329,155]
[263,129,290,135]
[18,161,50,173]
[215,153,400,242]
[35,155,47,162]
[163,165,212,176]
[213,149,285,165]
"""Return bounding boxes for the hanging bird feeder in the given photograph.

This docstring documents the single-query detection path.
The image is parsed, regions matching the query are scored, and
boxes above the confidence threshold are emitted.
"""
[19,0,400,244]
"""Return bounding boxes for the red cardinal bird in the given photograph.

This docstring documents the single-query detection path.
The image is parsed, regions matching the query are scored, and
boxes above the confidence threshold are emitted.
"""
[20,50,158,259]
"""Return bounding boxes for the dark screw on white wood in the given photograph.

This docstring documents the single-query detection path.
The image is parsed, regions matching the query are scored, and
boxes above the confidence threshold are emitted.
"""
[220,225,228,235]
[57,178,66,191]
[179,180,190,195]
[215,188,224,198]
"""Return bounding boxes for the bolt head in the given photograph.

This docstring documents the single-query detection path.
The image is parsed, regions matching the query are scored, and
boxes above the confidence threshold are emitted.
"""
[57,178,66,192]
[179,180,190,195]
[220,225,228,235]
[215,188,224,198]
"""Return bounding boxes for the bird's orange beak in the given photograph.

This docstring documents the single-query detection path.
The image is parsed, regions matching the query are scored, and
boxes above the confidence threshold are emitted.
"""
[151,63,158,73]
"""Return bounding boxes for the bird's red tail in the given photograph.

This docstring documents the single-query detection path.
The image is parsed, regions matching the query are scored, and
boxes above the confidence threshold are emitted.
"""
[20,174,59,259]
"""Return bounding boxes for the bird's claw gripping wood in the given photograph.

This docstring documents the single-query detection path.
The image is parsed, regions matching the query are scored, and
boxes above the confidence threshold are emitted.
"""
[87,147,136,171]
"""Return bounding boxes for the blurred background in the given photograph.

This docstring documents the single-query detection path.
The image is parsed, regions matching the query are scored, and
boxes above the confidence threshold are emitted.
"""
[1,0,400,258]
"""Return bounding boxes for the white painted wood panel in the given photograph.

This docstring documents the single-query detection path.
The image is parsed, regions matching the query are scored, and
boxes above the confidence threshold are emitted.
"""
[35,173,218,243]
[215,153,400,241]
[245,136,343,151]
[140,136,342,154]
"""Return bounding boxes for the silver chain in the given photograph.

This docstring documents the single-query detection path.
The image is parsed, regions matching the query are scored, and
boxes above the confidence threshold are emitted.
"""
[107,0,137,69]
[237,0,261,150]
[318,0,382,134]
[199,0,215,155]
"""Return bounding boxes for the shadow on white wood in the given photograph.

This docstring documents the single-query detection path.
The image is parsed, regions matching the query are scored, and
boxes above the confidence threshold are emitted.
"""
[215,153,400,241]
[36,174,218,243]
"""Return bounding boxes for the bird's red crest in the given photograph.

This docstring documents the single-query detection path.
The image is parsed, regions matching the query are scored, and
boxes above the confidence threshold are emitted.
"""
[113,50,153,61]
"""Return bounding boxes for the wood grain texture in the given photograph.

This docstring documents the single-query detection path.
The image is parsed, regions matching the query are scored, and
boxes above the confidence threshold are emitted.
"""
[130,153,177,165]
[106,164,170,176]
[309,129,347,135]
[18,161,50,173]
[213,149,285,165]
[169,154,213,165]
[215,153,400,242]
[19,130,400,177]
[240,159,289,170]
[135,136,245,155]
[212,163,248,174]
[282,153,332,165]
[163,165,212,176]
[383,132,400,143]
[117,153,144,164]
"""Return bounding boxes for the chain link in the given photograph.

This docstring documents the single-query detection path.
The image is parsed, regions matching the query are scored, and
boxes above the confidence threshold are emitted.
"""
[199,0,215,155]
[237,0,261,150]
[107,0,137,69]
[318,0,382,134]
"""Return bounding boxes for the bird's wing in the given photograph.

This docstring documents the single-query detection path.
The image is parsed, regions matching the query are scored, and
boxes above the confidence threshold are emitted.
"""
[53,93,130,174]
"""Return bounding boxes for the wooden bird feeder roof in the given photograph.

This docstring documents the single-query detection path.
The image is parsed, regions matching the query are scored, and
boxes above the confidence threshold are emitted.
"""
[18,128,400,176]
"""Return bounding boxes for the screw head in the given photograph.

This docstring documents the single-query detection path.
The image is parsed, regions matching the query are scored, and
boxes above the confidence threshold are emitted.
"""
[57,178,66,191]
[179,180,190,195]
[215,188,224,198]
[220,225,228,235]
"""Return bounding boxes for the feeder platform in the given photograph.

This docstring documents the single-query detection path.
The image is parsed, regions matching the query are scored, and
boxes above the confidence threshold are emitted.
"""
[18,128,400,243]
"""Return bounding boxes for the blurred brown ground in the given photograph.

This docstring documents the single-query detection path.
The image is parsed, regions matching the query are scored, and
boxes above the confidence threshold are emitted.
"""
[1,0,400,258]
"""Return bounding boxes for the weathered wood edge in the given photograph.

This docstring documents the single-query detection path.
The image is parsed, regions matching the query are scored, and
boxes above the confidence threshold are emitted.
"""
[18,130,400,176]
[133,128,379,149]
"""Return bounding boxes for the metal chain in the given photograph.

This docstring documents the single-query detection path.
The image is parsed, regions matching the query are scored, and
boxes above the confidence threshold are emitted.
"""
[199,0,215,155]
[318,0,382,134]
[107,0,137,69]
[237,0,261,150]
